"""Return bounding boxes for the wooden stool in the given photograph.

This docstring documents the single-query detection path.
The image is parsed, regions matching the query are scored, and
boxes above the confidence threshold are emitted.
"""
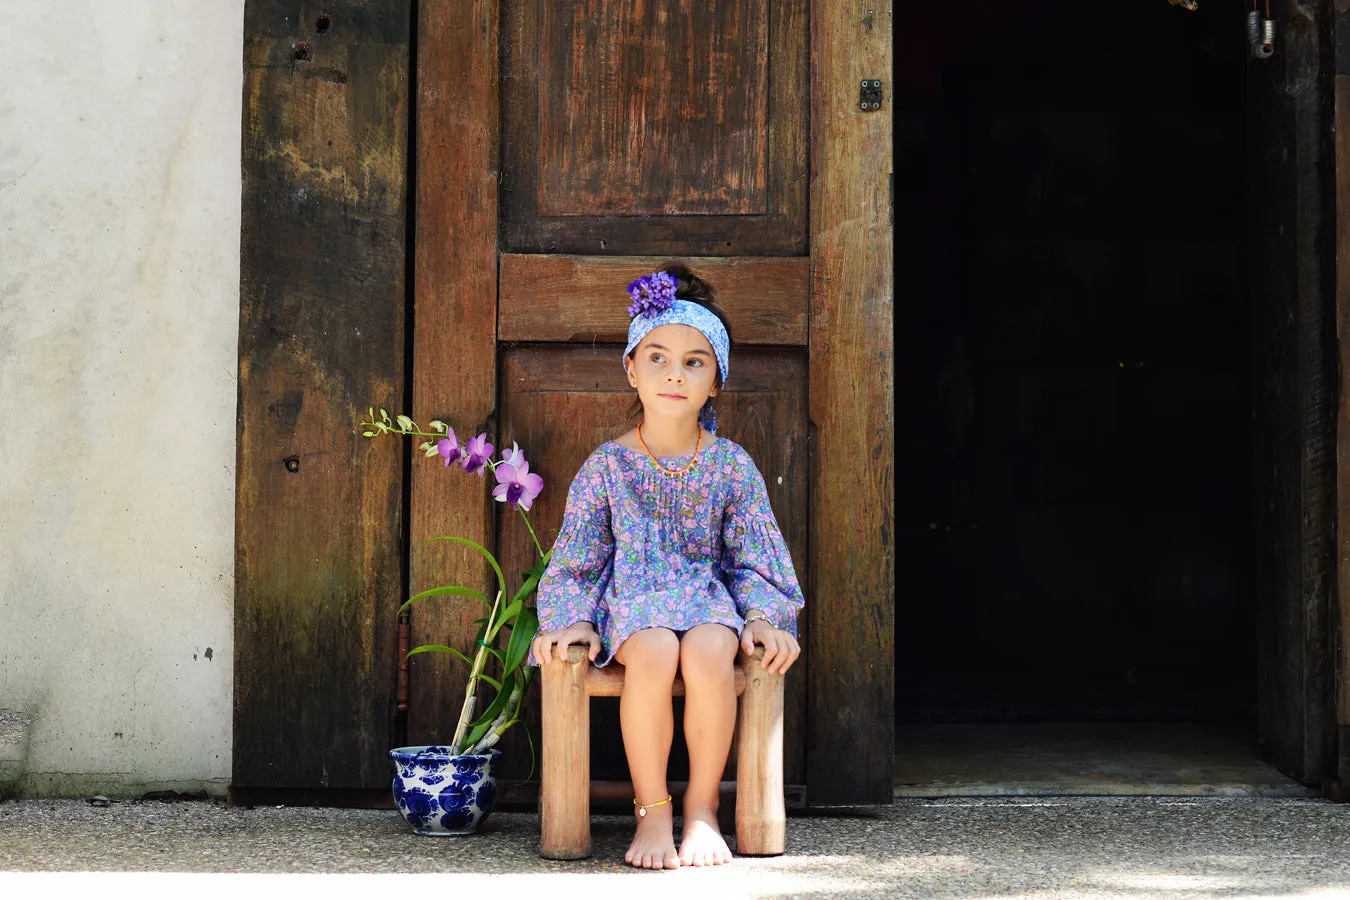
[539,642,786,859]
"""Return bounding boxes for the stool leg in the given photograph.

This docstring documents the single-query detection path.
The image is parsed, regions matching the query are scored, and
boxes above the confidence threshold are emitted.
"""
[540,654,591,859]
[735,651,785,855]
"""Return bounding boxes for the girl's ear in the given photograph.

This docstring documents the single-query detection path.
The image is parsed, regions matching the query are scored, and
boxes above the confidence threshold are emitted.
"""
[624,355,637,387]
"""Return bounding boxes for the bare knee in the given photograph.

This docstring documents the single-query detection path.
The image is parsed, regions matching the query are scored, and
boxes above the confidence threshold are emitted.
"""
[617,628,680,680]
[679,624,738,682]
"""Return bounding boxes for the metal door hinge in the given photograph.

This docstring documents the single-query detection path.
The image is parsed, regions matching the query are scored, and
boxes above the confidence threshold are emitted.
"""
[860,80,883,111]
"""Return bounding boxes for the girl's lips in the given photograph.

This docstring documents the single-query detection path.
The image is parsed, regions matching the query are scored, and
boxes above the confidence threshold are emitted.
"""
[658,393,688,400]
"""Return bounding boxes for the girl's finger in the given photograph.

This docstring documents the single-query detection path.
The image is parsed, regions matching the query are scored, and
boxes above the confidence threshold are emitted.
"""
[759,642,779,671]
[588,633,601,661]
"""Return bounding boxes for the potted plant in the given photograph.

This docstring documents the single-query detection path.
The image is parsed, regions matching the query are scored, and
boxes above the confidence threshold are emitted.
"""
[361,408,549,835]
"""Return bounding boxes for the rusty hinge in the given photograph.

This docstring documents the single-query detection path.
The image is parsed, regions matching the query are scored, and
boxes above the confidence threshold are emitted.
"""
[397,612,411,712]
[859,79,883,111]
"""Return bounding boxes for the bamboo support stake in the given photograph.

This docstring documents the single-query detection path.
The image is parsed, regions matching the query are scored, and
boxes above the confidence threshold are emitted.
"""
[450,589,502,754]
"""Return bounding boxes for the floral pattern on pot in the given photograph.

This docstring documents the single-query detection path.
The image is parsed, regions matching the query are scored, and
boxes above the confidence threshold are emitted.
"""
[389,746,501,836]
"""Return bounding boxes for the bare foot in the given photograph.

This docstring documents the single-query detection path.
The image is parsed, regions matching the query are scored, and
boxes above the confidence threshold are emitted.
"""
[678,806,733,866]
[625,803,680,870]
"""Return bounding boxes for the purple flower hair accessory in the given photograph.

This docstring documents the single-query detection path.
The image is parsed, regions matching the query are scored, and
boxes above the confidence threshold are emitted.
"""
[626,270,678,319]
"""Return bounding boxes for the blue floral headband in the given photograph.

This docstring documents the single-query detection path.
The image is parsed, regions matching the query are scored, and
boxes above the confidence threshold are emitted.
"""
[623,270,731,433]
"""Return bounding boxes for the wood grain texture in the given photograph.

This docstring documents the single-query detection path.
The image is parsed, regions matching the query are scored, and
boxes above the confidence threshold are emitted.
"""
[537,0,767,216]
[806,0,895,803]
[500,0,806,255]
[1248,3,1336,787]
[406,0,501,747]
[540,651,592,859]
[1336,70,1350,786]
[235,0,409,789]
[735,644,786,855]
[497,345,809,784]
[498,254,809,345]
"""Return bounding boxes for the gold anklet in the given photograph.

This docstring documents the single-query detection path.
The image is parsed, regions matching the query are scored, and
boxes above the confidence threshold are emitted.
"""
[634,794,672,817]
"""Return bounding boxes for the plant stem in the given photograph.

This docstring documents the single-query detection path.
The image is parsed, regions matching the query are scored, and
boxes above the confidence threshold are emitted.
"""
[519,507,544,558]
[450,588,503,753]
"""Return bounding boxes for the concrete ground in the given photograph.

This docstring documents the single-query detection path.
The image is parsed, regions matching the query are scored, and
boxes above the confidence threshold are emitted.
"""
[4,795,1350,899]
[895,723,1318,798]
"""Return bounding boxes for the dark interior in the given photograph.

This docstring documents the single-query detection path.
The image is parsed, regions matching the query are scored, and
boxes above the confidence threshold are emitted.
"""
[894,1,1255,722]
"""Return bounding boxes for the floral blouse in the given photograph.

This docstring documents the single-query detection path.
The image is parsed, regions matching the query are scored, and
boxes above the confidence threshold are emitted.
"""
[532,438,805,667]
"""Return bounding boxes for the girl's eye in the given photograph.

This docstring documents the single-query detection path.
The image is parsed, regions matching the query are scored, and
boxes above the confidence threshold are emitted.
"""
[649,353,666,364]
[686,358,703,367]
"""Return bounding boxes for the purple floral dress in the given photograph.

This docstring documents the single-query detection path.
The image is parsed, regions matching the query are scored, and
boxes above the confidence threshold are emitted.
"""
[532,438,805,667]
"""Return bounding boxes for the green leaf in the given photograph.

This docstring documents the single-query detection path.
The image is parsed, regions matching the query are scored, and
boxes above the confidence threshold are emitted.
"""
[502,605,539,675]
[406,644,475,667]
[362,431,376,438]
[523,552,551,581]
[424,536,506,605]
[523,721,537,781]
[486,597,523,643]
[473,673,503,692]
[398,584,489,616]
[469,670,517,728]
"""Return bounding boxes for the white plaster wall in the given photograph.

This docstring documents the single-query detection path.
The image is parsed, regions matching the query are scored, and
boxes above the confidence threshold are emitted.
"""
[0,1,243,796]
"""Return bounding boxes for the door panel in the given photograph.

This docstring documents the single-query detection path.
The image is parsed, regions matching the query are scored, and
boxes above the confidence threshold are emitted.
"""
[499,254,808,344]
[496,346,809,784]
[500,0,807,255]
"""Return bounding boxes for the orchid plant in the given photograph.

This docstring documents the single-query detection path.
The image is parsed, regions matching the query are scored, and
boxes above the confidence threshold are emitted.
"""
[361,407,548,763]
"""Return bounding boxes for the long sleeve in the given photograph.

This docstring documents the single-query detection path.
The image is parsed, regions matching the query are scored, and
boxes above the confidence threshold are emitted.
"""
[719,451,805,636]
[535,453,614,633]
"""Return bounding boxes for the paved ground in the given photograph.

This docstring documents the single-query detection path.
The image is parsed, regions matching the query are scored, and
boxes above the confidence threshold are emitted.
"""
[3,796,1350,898]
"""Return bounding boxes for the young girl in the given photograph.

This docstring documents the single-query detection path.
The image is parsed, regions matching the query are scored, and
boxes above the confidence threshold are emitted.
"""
[530,264,805,870]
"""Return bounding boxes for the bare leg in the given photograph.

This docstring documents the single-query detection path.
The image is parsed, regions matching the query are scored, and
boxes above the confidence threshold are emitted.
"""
[677,623,738,866]
[615,627,680,869]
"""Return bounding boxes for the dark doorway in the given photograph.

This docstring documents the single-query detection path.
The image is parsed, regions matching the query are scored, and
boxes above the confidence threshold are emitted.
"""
[895,2,1255,724]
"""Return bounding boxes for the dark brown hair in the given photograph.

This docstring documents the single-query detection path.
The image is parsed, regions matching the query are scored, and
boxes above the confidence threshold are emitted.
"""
[626,262,733,421]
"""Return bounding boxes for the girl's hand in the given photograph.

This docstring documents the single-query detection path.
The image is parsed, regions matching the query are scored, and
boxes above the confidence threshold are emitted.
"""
[532,621,601,665]
[740,619,800,675]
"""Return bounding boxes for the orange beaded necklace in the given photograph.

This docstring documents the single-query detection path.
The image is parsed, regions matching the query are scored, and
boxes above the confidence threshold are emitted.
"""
[637,421,702,477]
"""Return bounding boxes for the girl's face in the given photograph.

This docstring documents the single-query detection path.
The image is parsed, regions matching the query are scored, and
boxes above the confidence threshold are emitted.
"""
[625,323,720,423]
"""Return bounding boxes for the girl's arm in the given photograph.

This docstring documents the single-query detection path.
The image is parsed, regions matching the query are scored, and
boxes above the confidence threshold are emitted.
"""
[532,454,614,658]
[719,450,806,638]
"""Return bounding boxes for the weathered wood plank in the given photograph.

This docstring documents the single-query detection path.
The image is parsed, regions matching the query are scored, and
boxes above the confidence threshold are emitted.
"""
[806,0,894,804]
[1250,1,1335,786]
[498,255,809,345]
[537,0,768,216]
[406,0,500,746]
[1335,44,1350,791]
[500,0,806,255]
[497,345,809,785]
[235,0,409,789]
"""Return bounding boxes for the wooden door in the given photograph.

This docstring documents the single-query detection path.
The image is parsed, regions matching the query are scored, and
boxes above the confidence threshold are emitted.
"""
[410,1,893,804]
[233,0,892,805]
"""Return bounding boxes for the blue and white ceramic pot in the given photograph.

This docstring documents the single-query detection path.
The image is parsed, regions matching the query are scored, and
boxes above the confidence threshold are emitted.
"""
[389,746,501,836]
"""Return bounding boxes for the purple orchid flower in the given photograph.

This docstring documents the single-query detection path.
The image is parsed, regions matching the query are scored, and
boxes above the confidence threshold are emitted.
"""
[460,433,494,476]
[436,426,462,468]
[501,441,525,469]
[492,458,545,511]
